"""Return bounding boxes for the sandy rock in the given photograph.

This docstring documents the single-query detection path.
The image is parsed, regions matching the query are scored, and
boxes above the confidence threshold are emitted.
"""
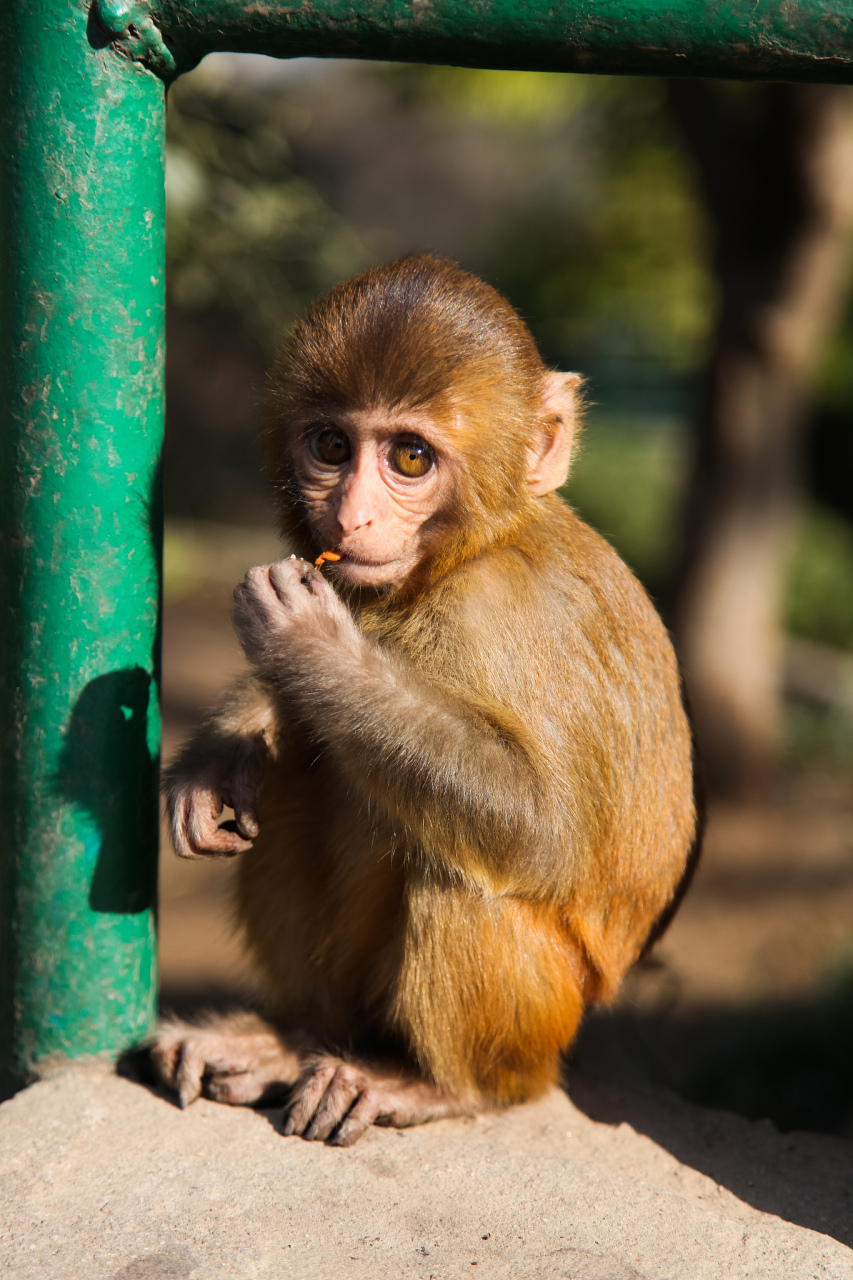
[0,1066,850,1279]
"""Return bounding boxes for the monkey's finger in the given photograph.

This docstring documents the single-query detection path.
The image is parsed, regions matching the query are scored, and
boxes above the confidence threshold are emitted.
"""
[169,793,192,858]
[307,569,333,599]
[207,1068,292,1108]
[150,1030,183,1089]
[330,1088,384,1147]
[181,815,251,858]
[243,564,277,590]
[304,1066,362,1141]
[172,795,227,860]
[175,1041,207,1109]
[234,570,283,621]
[269,558,316,598]
[231,805,260,840]
[232,577,265,609]
[282,1063,338,1136]
[226,774,261,840]
[176,789,252,858]
[215,818,257,849]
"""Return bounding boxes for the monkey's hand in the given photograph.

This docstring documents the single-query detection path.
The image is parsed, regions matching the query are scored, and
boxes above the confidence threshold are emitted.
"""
[152,1015,311,1109]
[232,558,358,670]
[283,1055,467,1147]
[163,677,277,860]
[166,739,265,859]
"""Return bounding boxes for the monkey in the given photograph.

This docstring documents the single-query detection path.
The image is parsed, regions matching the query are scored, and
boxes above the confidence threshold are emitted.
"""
[154,254,699,1147]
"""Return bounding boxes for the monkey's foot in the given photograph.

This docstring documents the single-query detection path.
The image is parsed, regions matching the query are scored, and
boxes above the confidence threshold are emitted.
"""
[283,1055,468,1147]
[151,1014,312,1111]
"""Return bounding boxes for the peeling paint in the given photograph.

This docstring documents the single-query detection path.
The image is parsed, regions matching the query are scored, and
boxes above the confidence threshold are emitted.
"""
[95,0,179,77]
[95,0,853,83]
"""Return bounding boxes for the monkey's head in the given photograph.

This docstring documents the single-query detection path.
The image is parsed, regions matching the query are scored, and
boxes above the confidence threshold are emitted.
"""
[265,254,582,592]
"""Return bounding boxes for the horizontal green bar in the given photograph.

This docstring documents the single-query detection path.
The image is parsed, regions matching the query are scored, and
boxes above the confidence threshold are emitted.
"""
[97,0,853,82]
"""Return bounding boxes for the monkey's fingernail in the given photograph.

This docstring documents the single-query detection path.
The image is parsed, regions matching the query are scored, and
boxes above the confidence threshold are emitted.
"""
[289,554,296,560]
[304,1123,318,1140]
[282,1115,295,1136]
[178,1091,192,1110]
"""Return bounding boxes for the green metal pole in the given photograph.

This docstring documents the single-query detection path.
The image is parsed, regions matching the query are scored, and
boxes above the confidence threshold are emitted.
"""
[97,0,853,83]
[0,1,165,1089]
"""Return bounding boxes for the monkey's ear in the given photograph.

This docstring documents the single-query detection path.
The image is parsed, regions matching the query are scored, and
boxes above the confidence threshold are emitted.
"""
[526,372,582,497]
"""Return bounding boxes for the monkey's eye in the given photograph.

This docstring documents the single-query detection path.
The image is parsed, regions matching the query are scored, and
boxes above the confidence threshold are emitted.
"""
[309,428,351,466]
[390,437,434,478]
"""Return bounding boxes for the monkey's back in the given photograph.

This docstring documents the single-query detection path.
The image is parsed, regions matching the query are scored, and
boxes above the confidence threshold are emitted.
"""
[371,495,697,997]
[535,498,697,993]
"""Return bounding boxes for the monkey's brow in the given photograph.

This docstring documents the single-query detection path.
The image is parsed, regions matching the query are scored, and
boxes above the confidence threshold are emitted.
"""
[299,416,337,430]
[292,417,340,444]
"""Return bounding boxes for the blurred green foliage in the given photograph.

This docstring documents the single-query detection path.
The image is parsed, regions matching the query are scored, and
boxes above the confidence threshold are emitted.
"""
[167,63,713,372]
[785,700,853,769]
[788,507,853,650]
[377,67,714,374]
[166,73,371,355]
[496,103,713,375]
[563,415,686,600]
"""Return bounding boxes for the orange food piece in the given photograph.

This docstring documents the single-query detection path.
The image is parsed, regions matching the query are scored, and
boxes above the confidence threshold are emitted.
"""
[314,551,342,568]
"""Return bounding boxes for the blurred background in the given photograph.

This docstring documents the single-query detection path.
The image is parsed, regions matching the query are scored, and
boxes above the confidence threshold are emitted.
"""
[158,56,853,1138]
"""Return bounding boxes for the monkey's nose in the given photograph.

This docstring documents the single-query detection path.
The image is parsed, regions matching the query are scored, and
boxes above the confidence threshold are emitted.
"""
[335,503,375,537]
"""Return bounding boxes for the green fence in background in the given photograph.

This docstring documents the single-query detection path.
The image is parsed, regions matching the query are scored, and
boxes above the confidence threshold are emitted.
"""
[2,0,853,1090]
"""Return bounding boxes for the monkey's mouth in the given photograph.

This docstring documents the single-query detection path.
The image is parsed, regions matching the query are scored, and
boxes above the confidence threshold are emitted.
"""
[333,550,397,568]
[331,551,409,581]
[342,556,390,568]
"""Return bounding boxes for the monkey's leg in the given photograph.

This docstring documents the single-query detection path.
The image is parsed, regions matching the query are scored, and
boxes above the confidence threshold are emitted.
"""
[151,1013,313,1110]
[395,881,588,1105]
[283,1054,470,1147]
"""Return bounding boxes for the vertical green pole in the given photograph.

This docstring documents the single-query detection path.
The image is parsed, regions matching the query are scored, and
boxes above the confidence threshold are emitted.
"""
[0,2,165,1089]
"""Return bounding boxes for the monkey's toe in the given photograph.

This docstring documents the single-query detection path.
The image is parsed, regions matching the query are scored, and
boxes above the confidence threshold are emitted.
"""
[206,1072,263,1106]
[303,1064,364,1141]
[151,1017,308,1111]
[282,1061,338,1137]
[205,1069,290,1107]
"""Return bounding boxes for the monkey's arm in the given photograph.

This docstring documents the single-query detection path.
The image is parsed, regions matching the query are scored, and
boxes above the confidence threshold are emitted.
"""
[234,561,568,888]
[163,674,280,859]
[295,645,557,885]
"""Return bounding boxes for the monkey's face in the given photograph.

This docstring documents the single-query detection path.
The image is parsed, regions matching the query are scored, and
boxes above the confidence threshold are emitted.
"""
[291,407,457,588]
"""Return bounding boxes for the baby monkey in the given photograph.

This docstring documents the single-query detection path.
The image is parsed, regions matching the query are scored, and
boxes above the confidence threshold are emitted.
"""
[156,254,699,1146]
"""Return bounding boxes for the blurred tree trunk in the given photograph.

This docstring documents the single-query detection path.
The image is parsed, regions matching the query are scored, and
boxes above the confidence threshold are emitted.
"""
[666,82,853,799]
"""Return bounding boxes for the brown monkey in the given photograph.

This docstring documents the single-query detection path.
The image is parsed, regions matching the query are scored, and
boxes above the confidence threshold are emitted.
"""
[155,254,698,1146]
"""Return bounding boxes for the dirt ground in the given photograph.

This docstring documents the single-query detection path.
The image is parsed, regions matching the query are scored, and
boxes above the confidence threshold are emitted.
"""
[7,1065,853,1279]
[158,524,853,1139]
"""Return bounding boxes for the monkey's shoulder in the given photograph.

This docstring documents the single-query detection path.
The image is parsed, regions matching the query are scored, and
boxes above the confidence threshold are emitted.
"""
[396,504,677,710]
[444,502,658,630]
[537,500,675,647]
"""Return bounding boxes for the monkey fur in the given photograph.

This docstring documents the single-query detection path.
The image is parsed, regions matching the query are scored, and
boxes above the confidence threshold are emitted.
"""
[157,255,699,1145]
